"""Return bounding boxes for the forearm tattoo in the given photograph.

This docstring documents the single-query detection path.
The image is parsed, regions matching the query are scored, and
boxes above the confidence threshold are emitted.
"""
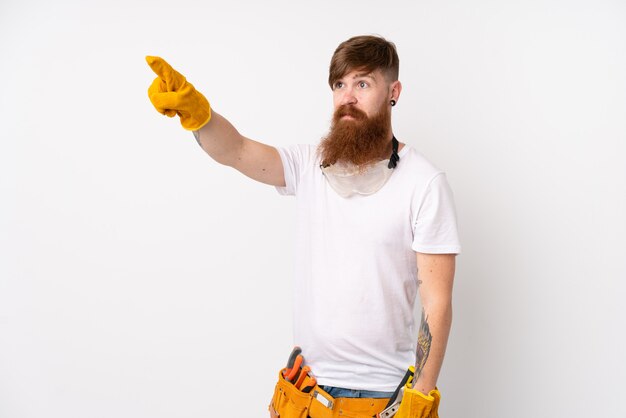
[415,309,433,379]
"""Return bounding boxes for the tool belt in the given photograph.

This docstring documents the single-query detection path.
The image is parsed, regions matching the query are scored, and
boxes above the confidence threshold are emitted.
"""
[269,347,440,418]
[269,368,390,418]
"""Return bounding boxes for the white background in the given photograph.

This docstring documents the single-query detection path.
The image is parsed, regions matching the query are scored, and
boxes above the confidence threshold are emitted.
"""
[1,0,625,417]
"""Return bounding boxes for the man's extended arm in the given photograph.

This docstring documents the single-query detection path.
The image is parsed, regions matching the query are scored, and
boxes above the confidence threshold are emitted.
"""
[146,56,285,187]
[411,252,456,393]
[194,112,285,187]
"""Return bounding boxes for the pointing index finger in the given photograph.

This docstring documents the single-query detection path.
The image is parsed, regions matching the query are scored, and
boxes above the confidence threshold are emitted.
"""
[145,56,185,91]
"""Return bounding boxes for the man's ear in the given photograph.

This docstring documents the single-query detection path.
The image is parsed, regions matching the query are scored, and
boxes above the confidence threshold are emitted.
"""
[390,80,402,102]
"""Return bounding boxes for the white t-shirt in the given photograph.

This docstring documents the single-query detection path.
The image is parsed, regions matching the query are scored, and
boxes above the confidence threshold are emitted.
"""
[276,143,461,392]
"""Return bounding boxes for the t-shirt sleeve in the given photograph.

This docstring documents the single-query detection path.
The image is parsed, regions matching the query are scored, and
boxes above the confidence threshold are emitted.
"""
[411,172,462,254]
[275,144,312,196]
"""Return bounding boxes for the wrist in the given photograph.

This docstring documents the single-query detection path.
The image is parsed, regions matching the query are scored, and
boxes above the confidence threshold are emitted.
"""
[410,375,436,394]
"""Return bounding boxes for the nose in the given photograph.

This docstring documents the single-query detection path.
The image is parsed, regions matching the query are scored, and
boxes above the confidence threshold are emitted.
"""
[339,87,357,106]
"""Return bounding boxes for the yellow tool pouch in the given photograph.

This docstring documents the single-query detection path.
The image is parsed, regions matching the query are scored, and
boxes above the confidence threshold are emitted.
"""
[269,369,390,418]
[269,368,315,418]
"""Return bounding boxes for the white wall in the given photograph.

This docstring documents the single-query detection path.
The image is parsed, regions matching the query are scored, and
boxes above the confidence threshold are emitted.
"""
[1,0,625,417]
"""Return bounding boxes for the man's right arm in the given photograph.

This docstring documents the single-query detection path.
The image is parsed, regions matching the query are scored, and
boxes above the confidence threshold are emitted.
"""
[145,56,285,188]
[194,111,286,187]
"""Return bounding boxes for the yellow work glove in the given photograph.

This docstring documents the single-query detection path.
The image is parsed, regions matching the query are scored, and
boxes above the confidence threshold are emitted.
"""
[394,387,441,418]
[146,56,211,131]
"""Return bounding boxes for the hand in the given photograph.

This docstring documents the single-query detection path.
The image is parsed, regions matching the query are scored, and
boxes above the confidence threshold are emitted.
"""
[395,387,441,418]
[146,56,212,131]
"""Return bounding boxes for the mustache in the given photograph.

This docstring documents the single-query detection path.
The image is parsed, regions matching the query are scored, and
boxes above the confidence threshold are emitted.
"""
[334,105,367,121]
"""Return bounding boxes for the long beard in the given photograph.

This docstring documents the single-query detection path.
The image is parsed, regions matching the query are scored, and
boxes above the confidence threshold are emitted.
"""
[319,103,392,168]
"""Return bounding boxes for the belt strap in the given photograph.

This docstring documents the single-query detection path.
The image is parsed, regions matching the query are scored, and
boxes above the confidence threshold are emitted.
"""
[384,367,415,409]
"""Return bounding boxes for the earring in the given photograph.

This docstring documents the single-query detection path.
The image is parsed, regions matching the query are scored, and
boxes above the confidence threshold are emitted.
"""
[390,99,396,106]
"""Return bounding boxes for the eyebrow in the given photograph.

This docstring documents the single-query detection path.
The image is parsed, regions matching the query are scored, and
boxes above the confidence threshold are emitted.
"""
[351,72,375,80]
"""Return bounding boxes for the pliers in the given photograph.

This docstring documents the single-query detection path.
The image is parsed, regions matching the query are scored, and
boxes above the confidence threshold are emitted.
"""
[282,346,303,382]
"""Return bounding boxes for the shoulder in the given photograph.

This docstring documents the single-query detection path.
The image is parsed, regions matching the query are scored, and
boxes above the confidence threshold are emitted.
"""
[275,143,322,190]
[397,145,444,184]
[276,143,319,165]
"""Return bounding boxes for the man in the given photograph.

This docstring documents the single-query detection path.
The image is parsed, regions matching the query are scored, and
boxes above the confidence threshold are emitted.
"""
[146,35,460,418]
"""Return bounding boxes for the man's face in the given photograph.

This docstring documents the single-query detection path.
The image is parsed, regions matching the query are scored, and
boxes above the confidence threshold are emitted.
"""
[331,68,393,120]
[319,69,400,167]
